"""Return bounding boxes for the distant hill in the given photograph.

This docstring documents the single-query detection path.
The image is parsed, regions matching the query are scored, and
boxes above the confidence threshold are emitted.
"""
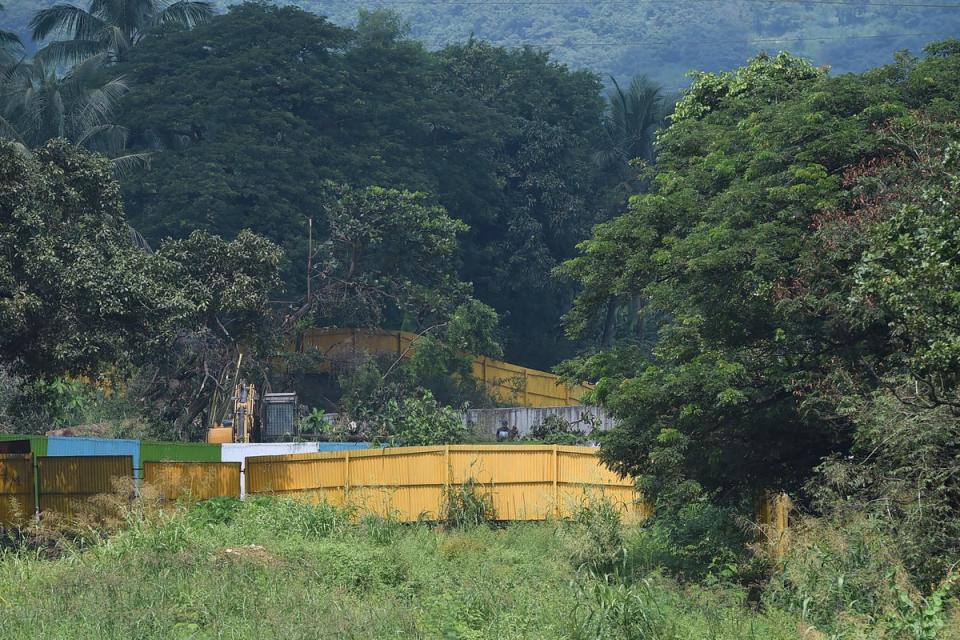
[3,0,959,84]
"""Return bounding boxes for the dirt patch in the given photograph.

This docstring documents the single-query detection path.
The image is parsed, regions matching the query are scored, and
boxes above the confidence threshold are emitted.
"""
[217,544,277,566]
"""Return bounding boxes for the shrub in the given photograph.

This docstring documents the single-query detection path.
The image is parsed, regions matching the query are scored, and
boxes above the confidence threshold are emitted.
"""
[558,498,625,574]
[527,413,596,445]
[764,514,937,636]
[441,477,496,528]
[188,497,244,526]
[625,498,756,583]
[382,391,468,446]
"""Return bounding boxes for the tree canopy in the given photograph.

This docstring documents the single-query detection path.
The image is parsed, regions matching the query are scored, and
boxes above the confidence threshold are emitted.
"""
[111,3,615,367]
[4,0,960,84]
[562,42,960,508]
[0,139,167,378]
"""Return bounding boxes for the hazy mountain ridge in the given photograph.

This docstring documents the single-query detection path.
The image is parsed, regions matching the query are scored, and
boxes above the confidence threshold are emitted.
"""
[4,0,959,83]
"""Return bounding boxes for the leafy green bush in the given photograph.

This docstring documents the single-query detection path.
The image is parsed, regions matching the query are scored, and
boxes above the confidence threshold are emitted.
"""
[626,499,756,583]
[188,497,244,526]
[441,477,496,528]
[382,391,468,446]
[558,498,625,574]
[527,413,596,445]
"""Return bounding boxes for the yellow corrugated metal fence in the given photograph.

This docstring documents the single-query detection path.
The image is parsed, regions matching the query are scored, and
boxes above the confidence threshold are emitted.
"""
[0,454,35,527]
[297,328,593,407]
[144,461,241,501]
[37,456,133,518]
[246,444,650,522]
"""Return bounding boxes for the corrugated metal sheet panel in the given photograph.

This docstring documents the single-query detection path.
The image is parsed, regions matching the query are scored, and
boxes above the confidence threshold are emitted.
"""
[0,434,47,456]
[144,462,241,501]
[244,444,648,523]
[0,454,35,526]
[245,457,348,505]
[557,447,629,487]
[47,437,141,478]
[221,443,321,497]
[141,441,221,463]
[298,328,592,407]
[38,456,133,517]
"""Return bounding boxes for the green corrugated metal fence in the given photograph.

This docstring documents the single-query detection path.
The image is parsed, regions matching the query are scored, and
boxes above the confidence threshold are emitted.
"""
[0,434,47,457]
[141,441,221,463]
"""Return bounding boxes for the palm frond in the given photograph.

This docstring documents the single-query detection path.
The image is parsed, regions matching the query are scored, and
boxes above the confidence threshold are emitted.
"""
[72,75,129,133]
[0,112,25,143]
[73,122,127,151]
[110,151,151,179]
[99,24,131,60]
[153,0,214,28]
[30,4,106,42]
[33,39,106,67]
[128,226,153,252]
[0,29,23,56]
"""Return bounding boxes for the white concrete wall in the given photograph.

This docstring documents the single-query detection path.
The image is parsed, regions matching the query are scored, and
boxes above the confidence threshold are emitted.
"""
[464,405,617,438]
[221,442,320,497]
[323,406,617,440]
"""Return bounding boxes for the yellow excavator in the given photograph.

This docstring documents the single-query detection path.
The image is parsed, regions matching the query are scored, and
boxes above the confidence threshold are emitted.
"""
[205,359,257,444]
[205,354,298,444]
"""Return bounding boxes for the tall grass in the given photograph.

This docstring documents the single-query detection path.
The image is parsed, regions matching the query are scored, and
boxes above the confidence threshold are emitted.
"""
[0,495,956,639]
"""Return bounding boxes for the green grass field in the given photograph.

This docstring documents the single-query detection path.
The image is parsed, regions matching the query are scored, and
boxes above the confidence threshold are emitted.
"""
[0,497,809,640]
[4,496,960,639]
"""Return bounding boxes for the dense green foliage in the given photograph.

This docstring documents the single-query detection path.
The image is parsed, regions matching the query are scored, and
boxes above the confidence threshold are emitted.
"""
[563,41,960,589]
[107,3,615,367]
[304,184,470,330]
[0,140,166,378]
[0,136,282,437]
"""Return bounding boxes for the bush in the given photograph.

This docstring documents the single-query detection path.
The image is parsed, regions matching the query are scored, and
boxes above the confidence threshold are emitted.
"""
[382,391,468,446]
[441,478,496,528]
[527,414,596,445]
[814,389,960,588]
[558,498,625,575]
[625,499,756,583]
[763,514,960,638]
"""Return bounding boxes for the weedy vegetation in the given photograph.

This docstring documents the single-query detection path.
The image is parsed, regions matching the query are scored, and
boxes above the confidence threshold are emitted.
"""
[1,492,957,639]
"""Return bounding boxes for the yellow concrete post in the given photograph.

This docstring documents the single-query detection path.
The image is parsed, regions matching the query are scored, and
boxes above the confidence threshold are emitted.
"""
[553,445,560,518]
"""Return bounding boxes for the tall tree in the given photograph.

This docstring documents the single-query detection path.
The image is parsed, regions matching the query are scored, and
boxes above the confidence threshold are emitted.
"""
[0,139,168,379]
[562,44,960,509]
[0,55,147,174]
[293,184,471,331]
[30,0,213,66]
[0,3,23,61]
[113,4,611,368]
[595,75,666,173]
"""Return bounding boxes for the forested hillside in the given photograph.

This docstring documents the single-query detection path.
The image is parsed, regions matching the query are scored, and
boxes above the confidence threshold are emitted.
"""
[4,0,960,83]
[108,5,625,368]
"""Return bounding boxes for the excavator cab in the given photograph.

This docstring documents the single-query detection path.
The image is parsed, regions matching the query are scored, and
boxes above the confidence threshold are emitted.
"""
[206,380,257,444]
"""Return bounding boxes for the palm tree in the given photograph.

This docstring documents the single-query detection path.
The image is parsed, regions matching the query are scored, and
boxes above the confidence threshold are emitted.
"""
[30,0,213,66]
[595,75,666,171]
[0,4,24,62]
[595,76,669,348]
[0,55,148,175]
